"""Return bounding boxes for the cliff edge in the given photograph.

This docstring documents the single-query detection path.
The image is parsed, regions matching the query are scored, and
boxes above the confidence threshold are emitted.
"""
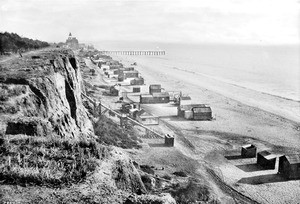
[0,49,175,204]
[0,49,92,138]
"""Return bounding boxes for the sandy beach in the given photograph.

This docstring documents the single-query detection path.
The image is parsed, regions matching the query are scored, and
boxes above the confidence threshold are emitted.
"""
[106,54,300,203]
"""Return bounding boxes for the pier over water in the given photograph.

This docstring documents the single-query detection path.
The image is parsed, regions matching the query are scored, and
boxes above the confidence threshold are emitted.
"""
[99,51,165,55]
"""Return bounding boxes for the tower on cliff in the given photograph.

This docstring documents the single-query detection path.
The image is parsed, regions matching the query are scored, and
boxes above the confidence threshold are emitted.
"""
[66,32,79,49]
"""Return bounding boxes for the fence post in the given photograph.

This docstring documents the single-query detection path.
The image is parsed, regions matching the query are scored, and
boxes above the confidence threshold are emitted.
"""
[120,114,127,127]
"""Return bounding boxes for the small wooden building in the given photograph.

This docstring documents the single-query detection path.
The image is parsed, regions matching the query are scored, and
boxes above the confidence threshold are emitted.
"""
[278,154,300,179]
[241,144,257,158]
[106,60,120,65]
[149,84,162,94]
[136,110,159,125]
[130,77,144,85]
[101,64,110,70]
[140,92,170,104]
[165,134,175,147]
[174,95,192,106]
[109,64,123,69]
[257,151,277,169]
[109,86,119,96]
[177,104,212,120]
[132,87,141,93]
[118,70,139,81]
[123,67,135,71]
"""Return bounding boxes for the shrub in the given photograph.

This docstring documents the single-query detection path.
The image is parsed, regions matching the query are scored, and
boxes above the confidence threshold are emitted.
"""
[93,115,141,149]
[168,180,216,204]
[0,135,110,188]
[140,165,154,175]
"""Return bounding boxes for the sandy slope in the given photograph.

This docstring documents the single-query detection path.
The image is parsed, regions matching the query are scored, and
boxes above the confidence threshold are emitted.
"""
[112,55,300,204]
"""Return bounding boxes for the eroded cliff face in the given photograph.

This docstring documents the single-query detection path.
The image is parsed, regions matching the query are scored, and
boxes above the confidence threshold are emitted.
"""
[0,49,176,204]
[0,49,93,138]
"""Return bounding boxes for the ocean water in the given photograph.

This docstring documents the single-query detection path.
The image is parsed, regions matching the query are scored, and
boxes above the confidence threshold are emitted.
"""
[94,41,300,102]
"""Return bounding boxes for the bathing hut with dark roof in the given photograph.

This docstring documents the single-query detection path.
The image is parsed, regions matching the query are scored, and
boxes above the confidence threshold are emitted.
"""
[140,92,170,104]
[118,70,139,81]
[278,154,300,179]
[165,134,175,147]
[149,84,162,94]
[257,150,277,169]
[136,110,159,125]
[241,144,257,158]
[130,77,144,85]
[177,104,212,120]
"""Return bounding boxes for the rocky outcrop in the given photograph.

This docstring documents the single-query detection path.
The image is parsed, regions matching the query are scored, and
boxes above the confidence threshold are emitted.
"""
[0,49,93,138]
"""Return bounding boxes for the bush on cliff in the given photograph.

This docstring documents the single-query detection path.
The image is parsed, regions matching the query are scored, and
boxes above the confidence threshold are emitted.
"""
[0,135,110,187]
[93,115,141,149]
[0,32,49,54]
[168,179,218,204]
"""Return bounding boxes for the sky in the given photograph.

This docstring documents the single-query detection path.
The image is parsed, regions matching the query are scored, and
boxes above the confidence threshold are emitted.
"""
[0,0,299,44]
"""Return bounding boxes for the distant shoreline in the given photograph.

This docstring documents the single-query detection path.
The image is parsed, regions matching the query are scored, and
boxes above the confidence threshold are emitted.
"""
[110,54,300,123]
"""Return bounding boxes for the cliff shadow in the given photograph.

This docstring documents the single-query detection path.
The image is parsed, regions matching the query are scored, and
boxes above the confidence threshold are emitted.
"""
[236,163,267,172]
[225,155,243,160]
[238,174,288,185]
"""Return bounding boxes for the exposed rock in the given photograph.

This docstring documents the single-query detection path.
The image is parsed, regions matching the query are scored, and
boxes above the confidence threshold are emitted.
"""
[0,49,93,139]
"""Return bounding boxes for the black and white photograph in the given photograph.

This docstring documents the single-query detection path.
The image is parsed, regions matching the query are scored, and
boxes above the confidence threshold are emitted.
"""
[0,0,299,203]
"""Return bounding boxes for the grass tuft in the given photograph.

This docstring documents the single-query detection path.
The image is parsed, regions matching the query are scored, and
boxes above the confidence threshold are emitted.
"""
[93,115,141,149]
[0,135,110,188]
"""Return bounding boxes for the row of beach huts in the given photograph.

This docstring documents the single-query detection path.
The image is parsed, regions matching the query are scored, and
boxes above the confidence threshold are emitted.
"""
[90,54,300,180]
[90,54,213,124]
[238,144,300,180]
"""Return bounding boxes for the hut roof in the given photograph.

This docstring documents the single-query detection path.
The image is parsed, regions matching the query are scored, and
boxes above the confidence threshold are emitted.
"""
[193,106,212,113]
[258,150,276,159]
[123,70,138,74]
[242,144,256,149]
[137,109,155,117]
[258,150,271,157]
[149,84,161,89]
[180,104,210,111]
[140,94,153,98]
[180,96,192,100]
[284,154,300,164]
[152,92,170,97]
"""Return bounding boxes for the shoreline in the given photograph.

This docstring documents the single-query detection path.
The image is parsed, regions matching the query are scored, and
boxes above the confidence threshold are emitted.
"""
[114,55,300,124]
[108,54,300,203]
[92,50,300,203]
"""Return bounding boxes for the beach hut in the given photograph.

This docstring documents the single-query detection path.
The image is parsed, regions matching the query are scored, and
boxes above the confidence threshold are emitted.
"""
[106,60,120,65]
[140,94,153,104]
[257,150,277,169]
[101,64,110,70]
[130,77,144,85]
[241,144,257,158]
[177,104,212,120]
[123,67,135,71]
[149,84,162,94]
[118,70,139,81]
[174,95,192,106]
[136,110,159,125]
[140,92,170,104]
[109,64,123,69]
[132,87,141,93]
[109,86,119,96]
[278,154,300,179]
[124,70,139,78]
[192,106,212,120]
[165,134,175,147]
